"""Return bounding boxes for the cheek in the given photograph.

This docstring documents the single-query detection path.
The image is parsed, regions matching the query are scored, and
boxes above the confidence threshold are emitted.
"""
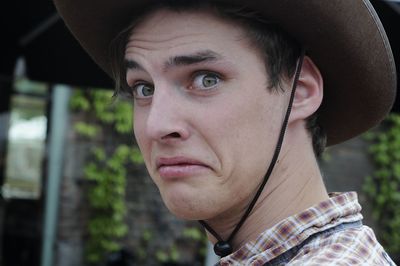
[133,111,151,163]
[200,91,282,187]
[133,112,143,146]
[205,93,279,154]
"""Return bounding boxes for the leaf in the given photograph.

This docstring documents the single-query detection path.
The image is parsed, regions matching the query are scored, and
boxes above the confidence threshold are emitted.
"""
[69,90,90,111]
[74,122,99,138]
[156,250,169,263]
[364,113,400,253]
[131,148,144,164]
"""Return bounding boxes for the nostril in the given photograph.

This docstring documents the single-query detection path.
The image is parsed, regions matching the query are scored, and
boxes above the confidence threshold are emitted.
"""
[162,132,181,139]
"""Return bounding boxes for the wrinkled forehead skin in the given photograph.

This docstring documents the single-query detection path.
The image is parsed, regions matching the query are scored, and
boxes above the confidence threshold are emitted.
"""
[54,0,397,145]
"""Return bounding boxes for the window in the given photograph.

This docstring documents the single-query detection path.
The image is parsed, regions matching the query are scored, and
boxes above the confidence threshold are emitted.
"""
[2,78,48,199]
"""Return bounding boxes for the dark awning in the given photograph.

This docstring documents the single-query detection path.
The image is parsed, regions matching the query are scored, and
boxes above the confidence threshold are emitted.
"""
[0,0,399,103]
[0,0,112,88]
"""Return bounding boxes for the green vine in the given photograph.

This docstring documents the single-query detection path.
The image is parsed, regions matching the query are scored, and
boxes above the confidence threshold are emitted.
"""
[154,227,207,264]
[363,114,400,254]
[73,122,100,138]
[183,227,208,257]
[155,244,180,263]
[70,89,207,265]
[70,89,143,264]
[70,90,133,135]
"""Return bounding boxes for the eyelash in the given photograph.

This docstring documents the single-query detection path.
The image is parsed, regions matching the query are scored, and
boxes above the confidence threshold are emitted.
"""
[125,70,224,100]
[190,71,223,91]
[118,85,138,99]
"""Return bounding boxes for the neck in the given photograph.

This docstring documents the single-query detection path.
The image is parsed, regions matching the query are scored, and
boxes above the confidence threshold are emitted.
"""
[204,130,329,251]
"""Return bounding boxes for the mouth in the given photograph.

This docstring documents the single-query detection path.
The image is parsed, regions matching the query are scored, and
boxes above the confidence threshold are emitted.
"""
[156,156,207,168]
[156,156,210,179]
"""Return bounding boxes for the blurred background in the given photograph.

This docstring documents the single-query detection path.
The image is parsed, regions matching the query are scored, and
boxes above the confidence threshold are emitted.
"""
[0,0,399,265]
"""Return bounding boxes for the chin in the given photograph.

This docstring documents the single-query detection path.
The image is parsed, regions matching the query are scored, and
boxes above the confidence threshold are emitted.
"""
[160,187,215,220]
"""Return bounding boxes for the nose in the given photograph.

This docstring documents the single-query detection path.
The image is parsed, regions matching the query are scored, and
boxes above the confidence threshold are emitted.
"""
[145,86,189,142]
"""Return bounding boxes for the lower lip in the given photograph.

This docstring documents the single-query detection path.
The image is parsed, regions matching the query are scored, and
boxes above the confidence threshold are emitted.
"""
[158,164,209,179]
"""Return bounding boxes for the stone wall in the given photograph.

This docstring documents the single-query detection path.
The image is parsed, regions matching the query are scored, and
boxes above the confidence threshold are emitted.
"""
[319,137,377,230]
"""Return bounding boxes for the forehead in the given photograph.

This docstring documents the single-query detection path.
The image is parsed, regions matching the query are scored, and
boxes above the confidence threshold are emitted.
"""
[124,8,253,60]
[130,8,242,38]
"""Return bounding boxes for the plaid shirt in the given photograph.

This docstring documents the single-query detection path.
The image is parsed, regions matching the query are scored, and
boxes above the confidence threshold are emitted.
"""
[218,192,395,266]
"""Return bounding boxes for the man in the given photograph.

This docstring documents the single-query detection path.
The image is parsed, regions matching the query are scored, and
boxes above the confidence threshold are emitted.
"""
[54,0,397,265]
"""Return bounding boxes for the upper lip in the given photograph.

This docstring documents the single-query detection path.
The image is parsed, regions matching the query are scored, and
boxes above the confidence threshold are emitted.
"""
[156,156,208,169]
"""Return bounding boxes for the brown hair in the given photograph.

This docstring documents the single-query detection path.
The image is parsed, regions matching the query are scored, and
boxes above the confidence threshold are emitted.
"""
[109,0,326,156]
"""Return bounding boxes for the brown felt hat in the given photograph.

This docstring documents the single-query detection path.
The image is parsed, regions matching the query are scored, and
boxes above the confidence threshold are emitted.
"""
[54,0,397,146]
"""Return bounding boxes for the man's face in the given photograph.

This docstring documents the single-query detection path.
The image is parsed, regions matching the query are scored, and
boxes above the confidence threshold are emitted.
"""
[125,9,287,220]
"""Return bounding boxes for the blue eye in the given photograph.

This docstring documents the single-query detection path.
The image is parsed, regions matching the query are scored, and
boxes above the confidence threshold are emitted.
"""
[132,83,154,98]
[192,73,221,90]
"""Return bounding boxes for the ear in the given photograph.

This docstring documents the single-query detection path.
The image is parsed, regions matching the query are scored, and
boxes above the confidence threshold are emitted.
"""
[289,56,323,123]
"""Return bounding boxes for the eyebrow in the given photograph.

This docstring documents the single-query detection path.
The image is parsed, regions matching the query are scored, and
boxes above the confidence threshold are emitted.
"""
[125,59,143,71]
[165,50,222,68]
[124,50,223,72]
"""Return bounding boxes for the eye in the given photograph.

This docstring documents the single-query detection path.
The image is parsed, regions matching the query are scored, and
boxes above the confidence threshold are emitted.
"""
[192,72,221,90]
[132,83,154,99]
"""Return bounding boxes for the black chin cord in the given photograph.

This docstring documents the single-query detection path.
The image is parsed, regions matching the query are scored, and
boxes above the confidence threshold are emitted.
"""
[199,50,306,257]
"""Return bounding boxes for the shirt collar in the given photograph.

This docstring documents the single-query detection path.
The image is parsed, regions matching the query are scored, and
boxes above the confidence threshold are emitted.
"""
[219,192,363,265]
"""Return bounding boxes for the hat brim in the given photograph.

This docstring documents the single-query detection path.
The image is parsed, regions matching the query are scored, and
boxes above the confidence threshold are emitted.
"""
[54,0,397,146]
